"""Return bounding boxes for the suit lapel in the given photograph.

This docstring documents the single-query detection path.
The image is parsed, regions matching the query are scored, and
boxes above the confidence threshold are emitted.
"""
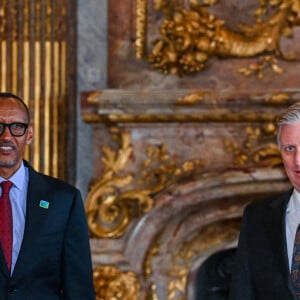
[264,189,296,294]
[12,166,50,278]
[265,192,289,270]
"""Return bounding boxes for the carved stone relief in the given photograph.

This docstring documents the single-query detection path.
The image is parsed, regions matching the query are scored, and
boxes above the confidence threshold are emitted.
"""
[84,1,300,299]
[81,89,295,299]
[137,0,300,76]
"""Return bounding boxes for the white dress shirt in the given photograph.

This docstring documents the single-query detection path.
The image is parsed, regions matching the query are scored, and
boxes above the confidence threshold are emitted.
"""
[0,162,28,274]
[286,189,300,271]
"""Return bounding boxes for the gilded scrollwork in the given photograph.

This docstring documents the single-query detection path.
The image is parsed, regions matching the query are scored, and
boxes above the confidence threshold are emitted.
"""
[85,127,204,238]
[93,265,141,300]
[222,93,289,167]
[85,128,153,238]
[136,0,300,75]
[224,122,282,167]
[238,55,284,78]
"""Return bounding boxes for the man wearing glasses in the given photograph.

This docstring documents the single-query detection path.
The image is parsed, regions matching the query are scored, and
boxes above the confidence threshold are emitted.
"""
[0,93,95,299]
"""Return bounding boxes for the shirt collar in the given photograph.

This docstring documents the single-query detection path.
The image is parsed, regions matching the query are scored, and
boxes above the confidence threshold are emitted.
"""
[287,188,300,212]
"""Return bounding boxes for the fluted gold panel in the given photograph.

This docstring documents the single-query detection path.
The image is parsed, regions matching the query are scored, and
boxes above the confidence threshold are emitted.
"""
[0,0,74,180]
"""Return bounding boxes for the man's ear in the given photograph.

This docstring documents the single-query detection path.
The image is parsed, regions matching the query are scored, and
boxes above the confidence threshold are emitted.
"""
[26,124,33,144]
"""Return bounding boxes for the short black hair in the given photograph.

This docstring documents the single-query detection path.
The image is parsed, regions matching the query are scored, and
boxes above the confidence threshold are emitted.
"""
[0,92,31,122]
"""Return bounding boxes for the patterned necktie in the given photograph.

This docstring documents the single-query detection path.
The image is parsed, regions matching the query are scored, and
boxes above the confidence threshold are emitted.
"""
[0,181,13,272]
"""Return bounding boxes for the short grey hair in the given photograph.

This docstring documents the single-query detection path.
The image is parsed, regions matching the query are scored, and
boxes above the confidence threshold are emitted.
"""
[277,102,300,149]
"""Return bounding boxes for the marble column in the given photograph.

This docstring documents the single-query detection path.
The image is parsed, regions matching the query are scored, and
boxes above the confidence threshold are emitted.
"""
[76,0,108,199]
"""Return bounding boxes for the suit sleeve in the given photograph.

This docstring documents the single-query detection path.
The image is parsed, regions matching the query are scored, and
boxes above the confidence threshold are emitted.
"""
[62,189,95,300]
[229,207,255,300]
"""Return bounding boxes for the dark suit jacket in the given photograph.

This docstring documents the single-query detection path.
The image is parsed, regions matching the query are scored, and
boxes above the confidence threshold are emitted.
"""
[229,189,298,300]
[0,161,95,300]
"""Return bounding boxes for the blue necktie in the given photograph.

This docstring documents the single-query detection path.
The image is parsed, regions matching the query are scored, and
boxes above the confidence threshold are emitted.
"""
[291,223,300,298]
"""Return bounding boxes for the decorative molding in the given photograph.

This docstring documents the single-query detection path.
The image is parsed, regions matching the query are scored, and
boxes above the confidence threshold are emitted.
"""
[85,124,281,240]
[83,89,292,239]
[136,0,147,59]
[165,219,240,300]
[85,127,203,238]
[81,89,297,124]
[93,265,141,299]
[224,124,282,167]
[136,0,300,75]
[82,88,295,299]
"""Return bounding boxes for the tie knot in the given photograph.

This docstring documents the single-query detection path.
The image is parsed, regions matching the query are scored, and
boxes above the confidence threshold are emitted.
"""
[1,181,12,195]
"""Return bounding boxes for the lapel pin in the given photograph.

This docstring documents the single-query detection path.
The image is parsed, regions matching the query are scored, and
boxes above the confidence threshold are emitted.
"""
[39,200,49,209]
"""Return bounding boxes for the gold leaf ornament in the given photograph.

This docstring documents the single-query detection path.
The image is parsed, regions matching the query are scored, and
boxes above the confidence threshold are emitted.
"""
[144,0,299,75]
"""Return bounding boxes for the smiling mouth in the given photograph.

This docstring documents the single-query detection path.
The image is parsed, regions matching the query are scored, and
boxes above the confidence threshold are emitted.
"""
[0,146,13,150]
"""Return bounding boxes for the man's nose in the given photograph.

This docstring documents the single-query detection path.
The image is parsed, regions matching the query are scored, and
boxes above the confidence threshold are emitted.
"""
[1,126,12,138]
[295,149,300,166]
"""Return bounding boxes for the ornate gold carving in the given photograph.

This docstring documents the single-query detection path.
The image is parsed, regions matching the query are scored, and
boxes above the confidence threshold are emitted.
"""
[144,239,160,279]
[85,128,151,238]
[146,284,159,300]
[222,93,289,167]
[82,89,296,124]
[176,92,207,104]
[87,91,102,104]
[238,55,283,78]
[93,265,141,300]
[83,110,279,124]
[224,122,282,167]
[264,92,291,105]
[144,219,241,300]
[137,0,300,75]
[136,0,147,59]
[167,220,240,300]
[85,127,204,238]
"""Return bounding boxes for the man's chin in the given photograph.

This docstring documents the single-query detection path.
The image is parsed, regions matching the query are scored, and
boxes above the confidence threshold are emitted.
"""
[289,178,300,192]
[0,159,18,168]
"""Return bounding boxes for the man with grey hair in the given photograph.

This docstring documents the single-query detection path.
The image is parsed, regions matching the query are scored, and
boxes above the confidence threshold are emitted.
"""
[229,102,300,300]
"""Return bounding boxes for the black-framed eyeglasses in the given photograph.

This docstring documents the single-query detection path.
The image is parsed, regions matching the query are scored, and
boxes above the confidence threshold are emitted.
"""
[0,122,28,137]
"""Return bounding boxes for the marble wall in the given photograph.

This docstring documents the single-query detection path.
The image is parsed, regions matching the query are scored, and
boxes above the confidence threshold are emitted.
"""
[77,0,107,199]
[77,2,299,298]
[76,0,300,199]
